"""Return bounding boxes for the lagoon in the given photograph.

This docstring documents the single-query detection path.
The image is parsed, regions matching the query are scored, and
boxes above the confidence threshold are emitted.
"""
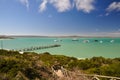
[1,37,120,58]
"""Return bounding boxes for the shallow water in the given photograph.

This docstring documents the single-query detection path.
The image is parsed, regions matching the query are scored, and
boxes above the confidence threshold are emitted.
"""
[1,37,120,58]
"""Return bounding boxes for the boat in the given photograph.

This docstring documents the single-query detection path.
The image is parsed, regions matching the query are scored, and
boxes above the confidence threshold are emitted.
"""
[54,39,62,42]
[72,38,79,41]
[94,40,99,42]
[83,40,89,43]
[54,40,58,42]
[110,40,114,43]
[100,40,103,43]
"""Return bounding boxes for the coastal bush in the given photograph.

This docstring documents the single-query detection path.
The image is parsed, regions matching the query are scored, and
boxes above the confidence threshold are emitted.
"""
[0,49,120,80]
[0,49,19,56]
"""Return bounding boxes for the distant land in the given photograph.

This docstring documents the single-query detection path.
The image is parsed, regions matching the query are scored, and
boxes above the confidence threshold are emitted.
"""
[0,35,13,39]
[4,35,120,38]
[0,35,120,39]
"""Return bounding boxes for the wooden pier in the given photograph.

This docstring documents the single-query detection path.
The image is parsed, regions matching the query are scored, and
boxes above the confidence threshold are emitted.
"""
[15,44,61,52]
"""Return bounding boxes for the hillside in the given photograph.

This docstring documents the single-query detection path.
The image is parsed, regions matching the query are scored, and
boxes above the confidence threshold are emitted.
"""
[0,50,120,80]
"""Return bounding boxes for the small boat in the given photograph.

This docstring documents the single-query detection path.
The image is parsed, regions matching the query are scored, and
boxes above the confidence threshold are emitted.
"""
[110,40,114,43]
[83,40,89,43]
[59,39,62,41]
[94,40,99,42]
[54,40,58,42]
[72,38,79,41]
[100,40,103,43]
[54,39,62,42]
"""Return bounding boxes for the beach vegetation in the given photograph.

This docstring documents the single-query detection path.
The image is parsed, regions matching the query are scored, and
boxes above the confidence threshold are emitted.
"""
[0,49,120,79]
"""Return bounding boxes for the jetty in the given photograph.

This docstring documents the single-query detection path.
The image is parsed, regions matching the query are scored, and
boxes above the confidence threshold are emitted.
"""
[15,44,61,52]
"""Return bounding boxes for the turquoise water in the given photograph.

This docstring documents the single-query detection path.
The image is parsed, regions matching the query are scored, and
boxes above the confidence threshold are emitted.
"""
[1,37,120,58]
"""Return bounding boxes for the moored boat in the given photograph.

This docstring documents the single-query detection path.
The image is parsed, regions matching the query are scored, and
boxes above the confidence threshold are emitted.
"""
[110,40,114,43]
[83,40,89,43]
[72,38,79,41]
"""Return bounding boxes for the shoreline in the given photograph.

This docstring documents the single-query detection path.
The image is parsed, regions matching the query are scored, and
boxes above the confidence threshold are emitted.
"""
[0,36,14,39]
[2,35,120,38]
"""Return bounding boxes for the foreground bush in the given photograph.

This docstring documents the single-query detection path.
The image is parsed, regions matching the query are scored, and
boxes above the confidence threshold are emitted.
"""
[0,49,120,79]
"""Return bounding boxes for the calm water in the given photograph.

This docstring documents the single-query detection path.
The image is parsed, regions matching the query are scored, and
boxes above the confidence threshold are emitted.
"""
[1,37,120,58]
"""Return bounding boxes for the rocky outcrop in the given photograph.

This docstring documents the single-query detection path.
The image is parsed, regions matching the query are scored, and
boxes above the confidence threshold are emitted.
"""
[51,65,90,80]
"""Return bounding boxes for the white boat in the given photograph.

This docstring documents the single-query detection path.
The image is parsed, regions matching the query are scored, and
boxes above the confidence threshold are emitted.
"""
[83,40,89,43]
[72,38,79,41]
[110,40,114,43]
[54,40,58,42]
[100,40,103,43]
[54,39,62,42]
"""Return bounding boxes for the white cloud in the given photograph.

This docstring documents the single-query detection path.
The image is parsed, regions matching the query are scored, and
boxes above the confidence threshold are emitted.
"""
[19,0,29,10]
[74,0,95,13]
[39,0,71,12]
[39,0,95,13]
[49,0,71,12]
[39,0,48,12]
[106,2,120,12]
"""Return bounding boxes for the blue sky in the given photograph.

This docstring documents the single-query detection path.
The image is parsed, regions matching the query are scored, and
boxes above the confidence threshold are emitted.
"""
[0,0,120,36]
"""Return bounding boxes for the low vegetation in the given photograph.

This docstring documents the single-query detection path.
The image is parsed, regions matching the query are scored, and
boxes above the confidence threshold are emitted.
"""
[0,49,120,80]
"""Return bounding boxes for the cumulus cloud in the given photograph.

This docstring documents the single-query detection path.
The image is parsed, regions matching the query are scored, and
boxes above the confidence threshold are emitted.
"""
[19,0,29,10]
[74,0,95,13]
[39,0,95,13]
[39,0,71,12]
[106,2,120,12]
[49,0,71,12]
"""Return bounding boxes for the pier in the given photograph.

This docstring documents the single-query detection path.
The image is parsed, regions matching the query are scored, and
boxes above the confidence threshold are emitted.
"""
[15,44,61,52]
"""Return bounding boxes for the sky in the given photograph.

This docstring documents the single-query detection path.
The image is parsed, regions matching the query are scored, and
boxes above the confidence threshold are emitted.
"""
[0,0,120,36]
